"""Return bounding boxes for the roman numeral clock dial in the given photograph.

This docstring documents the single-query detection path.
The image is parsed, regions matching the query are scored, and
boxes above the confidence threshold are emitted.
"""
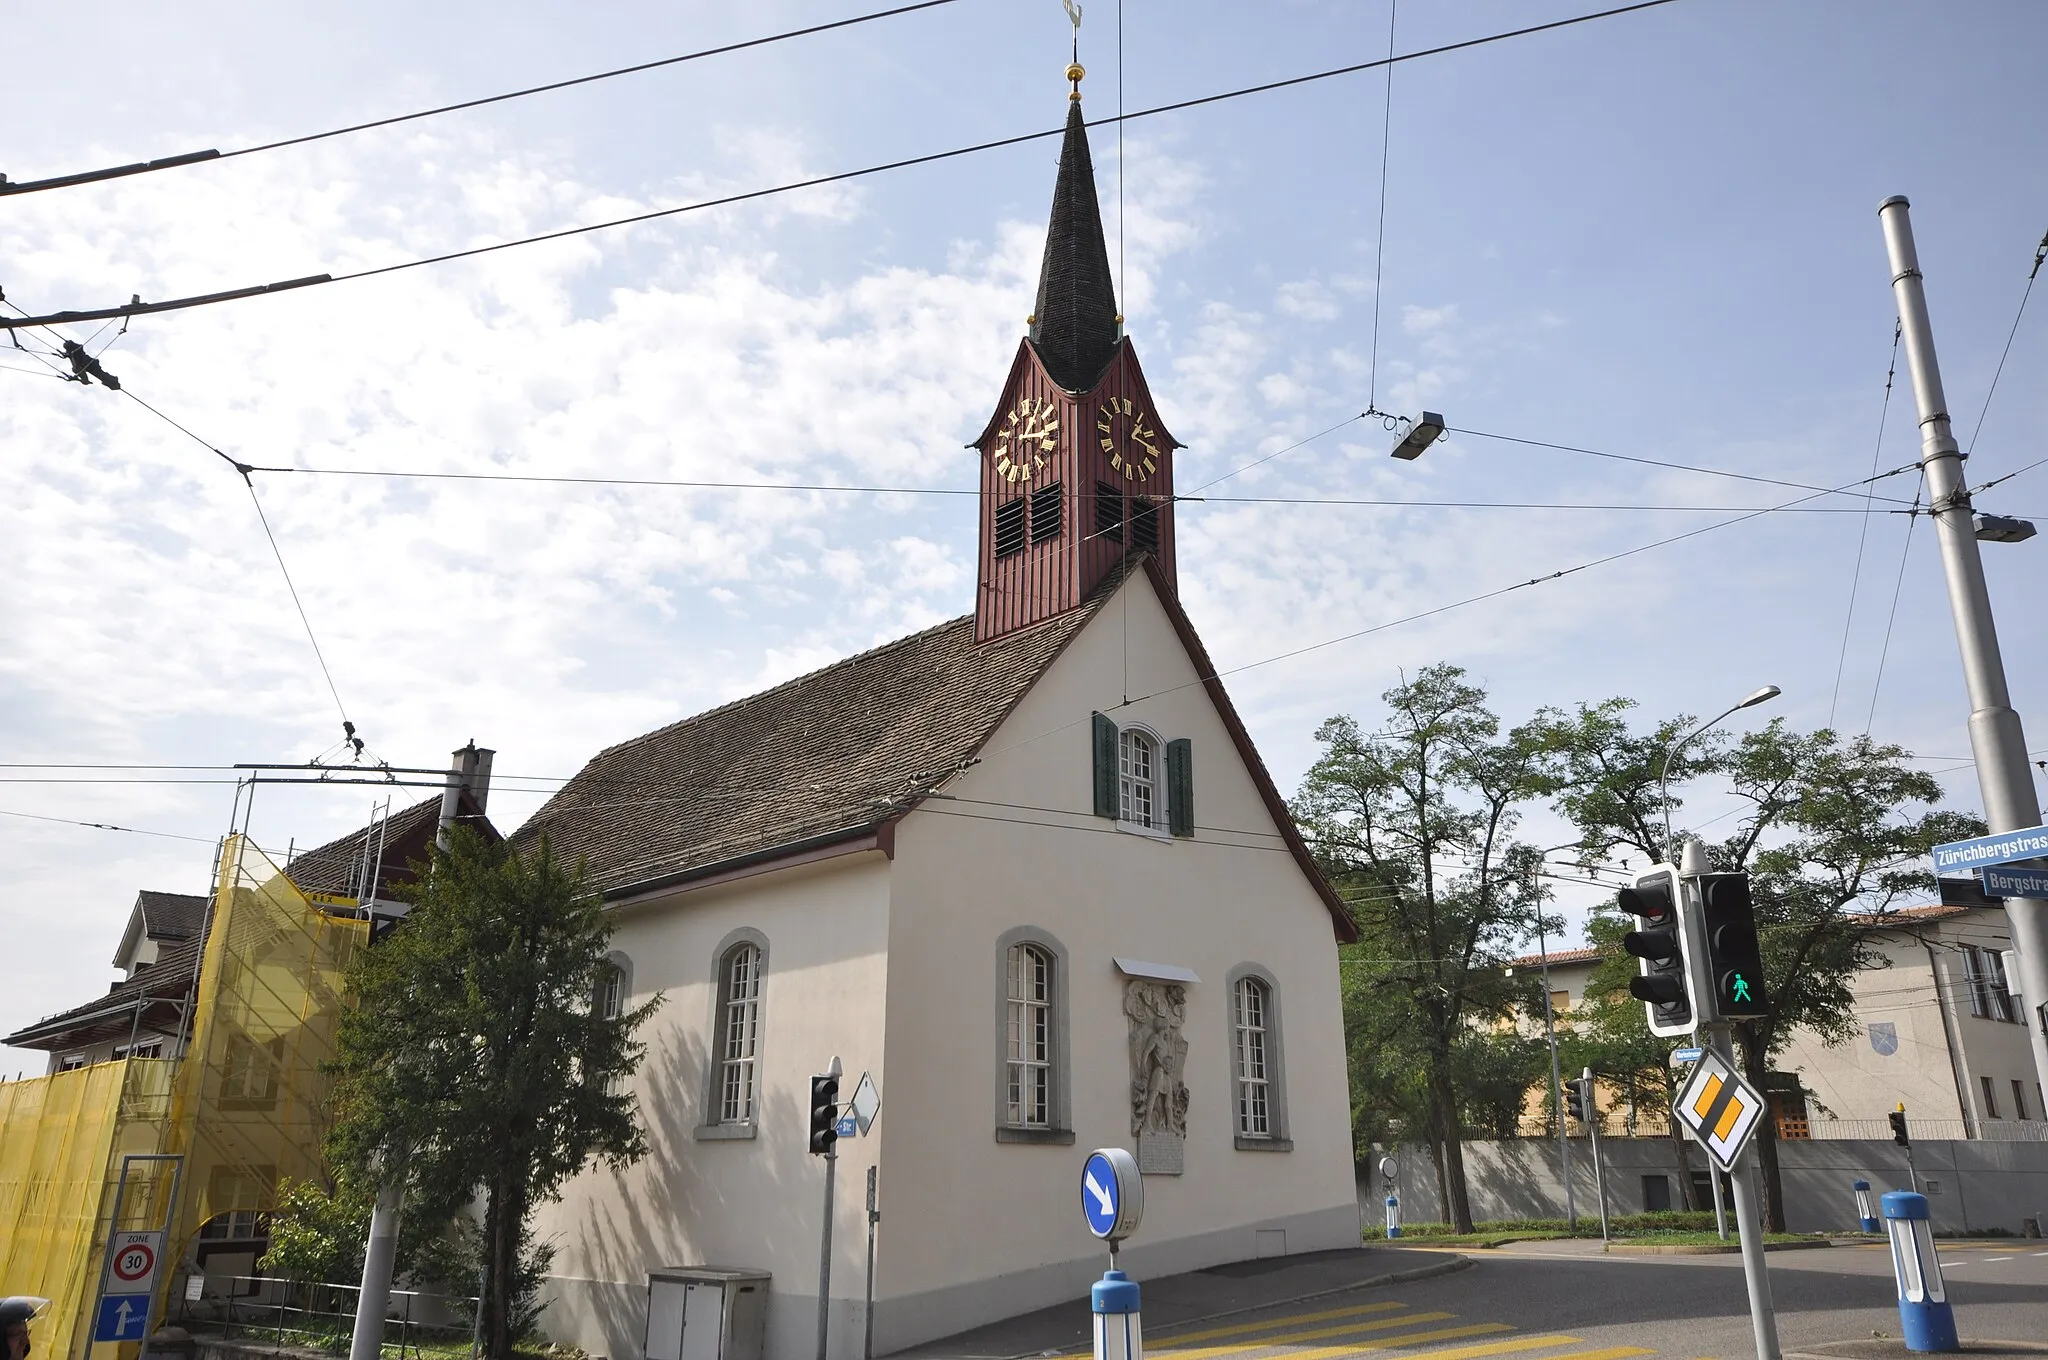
[993,396,1059,483]
[1097,397,1160,481]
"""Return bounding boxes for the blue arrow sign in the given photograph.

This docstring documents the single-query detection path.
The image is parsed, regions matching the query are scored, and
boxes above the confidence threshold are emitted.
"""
[835,1113,858,1139]
[1082,1152,1121,1238]
[95,1294,149,1343]
[1931,825,2048,875]
[1982,864,2048,900]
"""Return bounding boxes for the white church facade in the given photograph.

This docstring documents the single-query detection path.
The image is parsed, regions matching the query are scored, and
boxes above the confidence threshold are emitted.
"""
[520,73,1361,1360]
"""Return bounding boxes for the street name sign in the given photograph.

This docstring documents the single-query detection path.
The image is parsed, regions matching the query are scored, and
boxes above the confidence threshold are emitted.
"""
[1982,864,2048,900]
[1672,1048,1766,1174]
[1081,1147,1142,1244]
[1931,825,2048,875]
[1670,1047,1703,1066]
[834,1113,858,1139]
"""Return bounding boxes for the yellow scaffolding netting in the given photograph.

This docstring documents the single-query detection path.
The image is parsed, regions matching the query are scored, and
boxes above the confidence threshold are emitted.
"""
[0,834,365,1360]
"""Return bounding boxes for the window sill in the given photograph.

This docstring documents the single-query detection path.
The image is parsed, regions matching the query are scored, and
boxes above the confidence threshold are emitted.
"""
[694,1123,758,1141]
[995,1126,1077,1145]
[1234,1135,1293,1152]
[1115,819,1173,843]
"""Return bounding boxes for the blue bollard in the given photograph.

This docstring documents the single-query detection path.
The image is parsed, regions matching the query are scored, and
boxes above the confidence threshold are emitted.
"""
[1853,1179,1880,1234]
[1881,1191,1958,1352]
[1385,1194,1400,1239]
[1092,1269,1141,1360]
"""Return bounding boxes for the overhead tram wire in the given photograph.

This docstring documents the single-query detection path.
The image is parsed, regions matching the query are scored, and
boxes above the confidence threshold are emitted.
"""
[1828,321,1903,730]
[1962,227,2048,457]
[0,0,972,198]
[972,456,1926,768]
[1446,426,1918,506]
[1863,471,1927,737]
[0,0,1685,333]
[1364,0,1398,419]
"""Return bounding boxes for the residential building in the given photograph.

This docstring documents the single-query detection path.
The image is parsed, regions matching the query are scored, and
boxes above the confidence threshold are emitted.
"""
[517,74,1359,1360]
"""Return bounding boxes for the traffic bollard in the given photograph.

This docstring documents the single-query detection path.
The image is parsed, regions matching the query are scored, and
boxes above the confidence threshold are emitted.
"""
[1384,1194,1400,1239]
[1880,1191,1958,1352]
[1852,1179,1879,1234]
[1091,1269,1141,1360]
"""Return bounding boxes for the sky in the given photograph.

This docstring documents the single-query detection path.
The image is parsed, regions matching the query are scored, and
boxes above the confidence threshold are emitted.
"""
[4,0,2046,1070]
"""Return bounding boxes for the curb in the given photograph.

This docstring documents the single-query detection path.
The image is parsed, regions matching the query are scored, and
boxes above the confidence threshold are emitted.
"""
[997,1255,1475,1359]
[1606,1239,1835,1256]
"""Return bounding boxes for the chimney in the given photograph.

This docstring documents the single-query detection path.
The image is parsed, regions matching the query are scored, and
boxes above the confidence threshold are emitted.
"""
[436,741,496,848]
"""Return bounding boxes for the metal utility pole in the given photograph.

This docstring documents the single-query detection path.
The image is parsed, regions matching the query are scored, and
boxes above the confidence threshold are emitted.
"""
[1583,1068,1610,1244]
[1536,922,1575,1228]
[863,1166,879,1360]
[1880,196,2048,1100]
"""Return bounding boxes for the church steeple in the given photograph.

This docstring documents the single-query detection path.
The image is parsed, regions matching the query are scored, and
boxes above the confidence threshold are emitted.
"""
[1028,80,1120,393]
[972,65,1179,645]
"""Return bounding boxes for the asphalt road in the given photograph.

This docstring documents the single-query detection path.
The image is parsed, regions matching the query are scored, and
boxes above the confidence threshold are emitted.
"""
[1259,1240,2048,1358]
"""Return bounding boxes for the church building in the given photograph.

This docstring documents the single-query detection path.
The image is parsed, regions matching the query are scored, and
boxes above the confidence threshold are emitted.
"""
[521,69,1361,1360]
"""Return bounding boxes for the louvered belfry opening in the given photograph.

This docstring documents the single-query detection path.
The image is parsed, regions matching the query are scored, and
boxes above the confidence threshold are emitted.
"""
[973,79,1181,643]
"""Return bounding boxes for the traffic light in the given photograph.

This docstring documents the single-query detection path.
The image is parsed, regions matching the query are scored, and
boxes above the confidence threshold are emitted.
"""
[808,1073,841,1156]
[1563,1075,1596,1125]
[1889,1105,1910,1147]
[1621,867,1695,1037]
[1697,872,1768,1019]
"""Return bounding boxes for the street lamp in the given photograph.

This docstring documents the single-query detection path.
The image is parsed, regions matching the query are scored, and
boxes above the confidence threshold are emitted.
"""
[1389,411,1445,460]
[1658,685,1781,860]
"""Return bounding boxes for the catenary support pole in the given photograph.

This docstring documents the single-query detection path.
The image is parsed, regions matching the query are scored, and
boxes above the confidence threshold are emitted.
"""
[1708,1024,1781,1360]
[349,1177,405,1360]
[1880,195,2048,1100]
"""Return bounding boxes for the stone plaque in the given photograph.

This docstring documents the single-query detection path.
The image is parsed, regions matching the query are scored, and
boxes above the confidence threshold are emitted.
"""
[1138,1131,1184,1176]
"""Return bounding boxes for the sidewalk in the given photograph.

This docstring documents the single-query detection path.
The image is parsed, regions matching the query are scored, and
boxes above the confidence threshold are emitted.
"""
[891,1248,1470,1360]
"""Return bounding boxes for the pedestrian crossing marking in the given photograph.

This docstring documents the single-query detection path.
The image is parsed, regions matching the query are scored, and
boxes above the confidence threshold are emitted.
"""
[1150,1302,1408,1346]
[1371,1335,1586,1360]
[1184,1322,1513,1360]
[1152,1313,1458,1358]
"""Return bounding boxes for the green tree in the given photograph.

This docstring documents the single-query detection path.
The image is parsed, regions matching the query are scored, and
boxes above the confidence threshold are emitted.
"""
[262,1175,481,1299]
[1293,665,1552,1232]
[1532,703,1977,1229]
[328,830,660,1358]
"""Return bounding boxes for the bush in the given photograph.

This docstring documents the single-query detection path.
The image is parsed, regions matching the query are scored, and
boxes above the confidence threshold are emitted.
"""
[1364,1210,1721,1240]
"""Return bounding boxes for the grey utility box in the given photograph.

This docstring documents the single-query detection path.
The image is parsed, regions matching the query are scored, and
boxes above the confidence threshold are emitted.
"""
[644,1267,770,1360]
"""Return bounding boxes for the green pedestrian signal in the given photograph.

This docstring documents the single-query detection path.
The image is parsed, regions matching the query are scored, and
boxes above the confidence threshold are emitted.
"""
[1730,973,1753,1004]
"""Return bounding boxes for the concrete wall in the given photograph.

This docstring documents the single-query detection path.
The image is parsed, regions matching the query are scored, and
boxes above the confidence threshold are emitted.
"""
[530,852,894,1360]
[873,570,1359,1354]
[1380,1136,2048,1236]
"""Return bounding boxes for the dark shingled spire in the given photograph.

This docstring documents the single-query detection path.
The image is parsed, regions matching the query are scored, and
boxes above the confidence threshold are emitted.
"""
[1029,99,1120,392]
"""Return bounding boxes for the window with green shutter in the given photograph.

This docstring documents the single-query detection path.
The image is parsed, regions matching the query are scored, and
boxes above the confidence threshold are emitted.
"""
[1166,738,1193,837]
[1092,712,1119,818]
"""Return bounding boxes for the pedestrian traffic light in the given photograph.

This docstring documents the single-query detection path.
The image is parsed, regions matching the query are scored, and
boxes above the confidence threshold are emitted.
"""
[1697,871,1768,1020]
[1889,1104,1910,1147]
[809,1073,841,1156]
[1621,866,1695,1038]
[1563,1075,1596,1125]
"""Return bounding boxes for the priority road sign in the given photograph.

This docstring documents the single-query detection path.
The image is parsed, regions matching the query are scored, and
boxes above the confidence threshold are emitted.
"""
[104,1230,164,1295]
[850,1071,880,1135]
[1931,824,2048,875]
[94,1294,151,1343]
[1081,1148,1142,1244]
[1673,1048,1766,1174]
[1982,864,2048,899]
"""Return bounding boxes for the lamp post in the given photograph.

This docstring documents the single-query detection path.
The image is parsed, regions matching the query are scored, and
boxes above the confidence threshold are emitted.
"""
[1658,686,1781,859]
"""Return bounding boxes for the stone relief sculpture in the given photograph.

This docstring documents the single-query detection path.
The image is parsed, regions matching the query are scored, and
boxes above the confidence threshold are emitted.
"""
[1125,979,1190,1172]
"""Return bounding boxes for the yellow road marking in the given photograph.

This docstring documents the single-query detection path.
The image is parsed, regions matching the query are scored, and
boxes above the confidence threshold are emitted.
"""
[1152,1314,1455,1358]
[1363,1336,1587,1360]
[1182,1322,1513,1360]
[1150,1302,1408,1347]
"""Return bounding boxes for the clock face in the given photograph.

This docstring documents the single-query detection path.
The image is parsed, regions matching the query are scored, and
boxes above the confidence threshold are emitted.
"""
[993,396,1059,483]
[1097,396,1161,481]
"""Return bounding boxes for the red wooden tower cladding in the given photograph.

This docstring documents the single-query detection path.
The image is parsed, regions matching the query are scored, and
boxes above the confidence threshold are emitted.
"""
[972,69,1182,644]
